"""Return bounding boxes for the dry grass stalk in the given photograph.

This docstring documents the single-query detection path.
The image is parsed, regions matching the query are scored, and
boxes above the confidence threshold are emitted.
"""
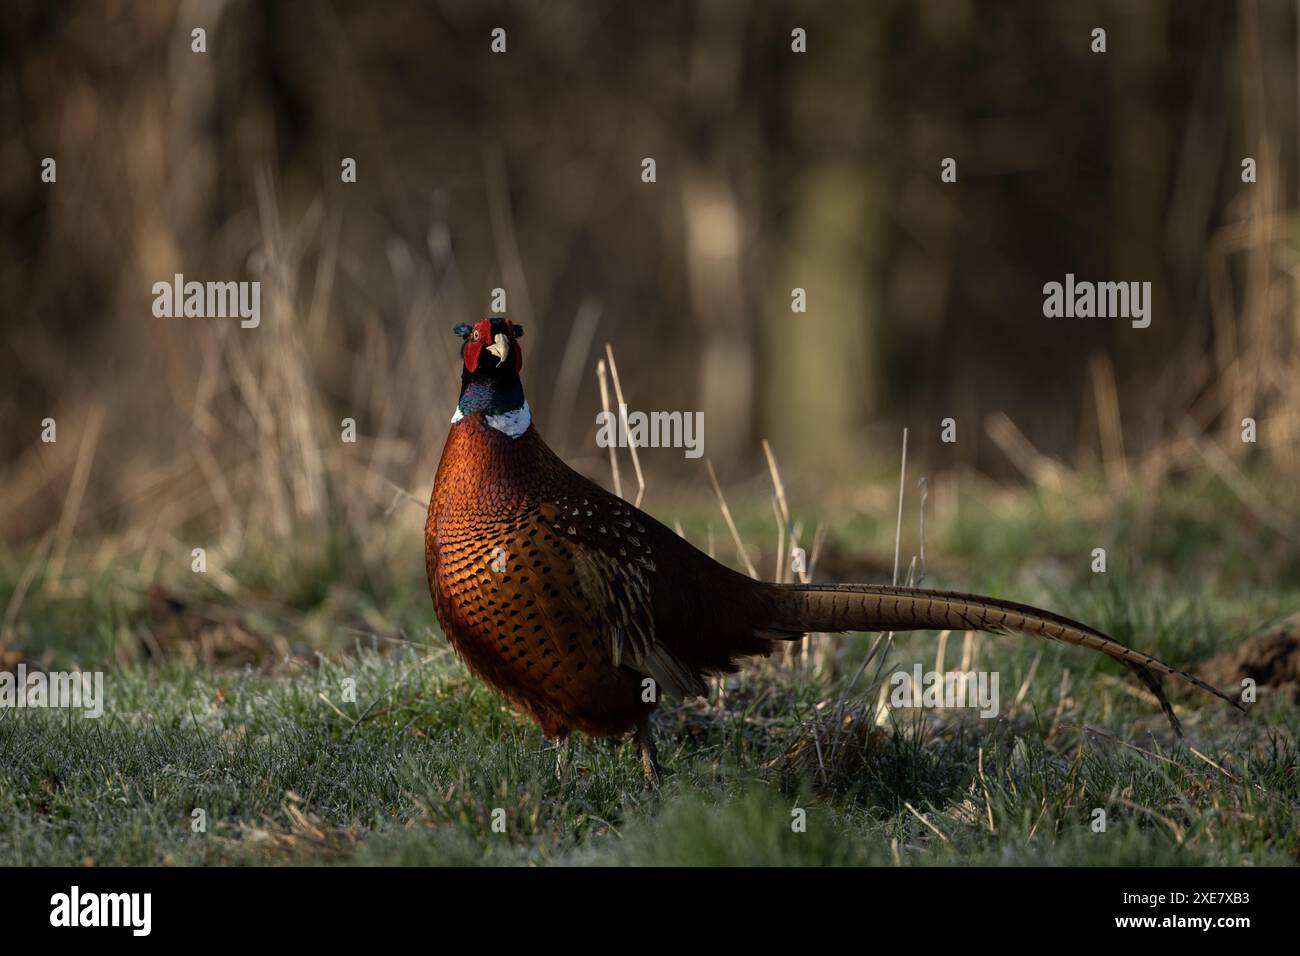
[1013,650,1042,707]
[603,344,645,507]
[704,458,757,578]
[976,747,997,834]
[770,496,786,584]
[595,358,621,499]
[1088,353,1129,488]
[1178,419,1299,542]
[915,476,928,586]
[848,428,911,693]
[1,531,55,640]
[933,628,951,675]
[891,428,908,585]
[903,801,950,843]
[48,405,105,583]
[984,412,1067,492]
[760,439,802,665]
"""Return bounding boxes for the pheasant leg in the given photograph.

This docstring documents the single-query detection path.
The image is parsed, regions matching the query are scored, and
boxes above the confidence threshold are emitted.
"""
[636,718,660,788]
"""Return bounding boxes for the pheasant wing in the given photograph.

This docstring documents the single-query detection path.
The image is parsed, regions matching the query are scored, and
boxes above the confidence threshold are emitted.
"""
[537,497,708,699]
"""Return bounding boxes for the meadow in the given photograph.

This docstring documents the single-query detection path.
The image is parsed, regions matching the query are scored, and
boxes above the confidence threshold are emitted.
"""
[3,465,1296,866]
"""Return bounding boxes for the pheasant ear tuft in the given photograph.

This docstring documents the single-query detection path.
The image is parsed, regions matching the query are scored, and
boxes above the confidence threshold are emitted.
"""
[511,324,523,338]
[453,323,472,339]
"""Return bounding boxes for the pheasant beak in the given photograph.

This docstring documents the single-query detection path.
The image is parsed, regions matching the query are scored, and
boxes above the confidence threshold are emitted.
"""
[486,333,511,364]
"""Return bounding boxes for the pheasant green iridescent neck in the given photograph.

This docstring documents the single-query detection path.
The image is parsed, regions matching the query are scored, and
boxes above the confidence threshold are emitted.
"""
[453,371,530,437]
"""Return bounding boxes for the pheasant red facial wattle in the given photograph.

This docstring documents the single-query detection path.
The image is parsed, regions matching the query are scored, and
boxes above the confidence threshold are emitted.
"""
[458,318,522,375]
[424,320,1243,782]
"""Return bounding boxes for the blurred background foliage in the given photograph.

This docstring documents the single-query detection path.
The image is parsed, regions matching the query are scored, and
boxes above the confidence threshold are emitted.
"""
[0,0,1296,579]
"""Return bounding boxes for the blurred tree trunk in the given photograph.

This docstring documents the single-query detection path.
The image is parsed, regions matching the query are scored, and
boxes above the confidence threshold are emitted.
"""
[761,4,877,480]
[683,0,754,469]
[764,169,874,477]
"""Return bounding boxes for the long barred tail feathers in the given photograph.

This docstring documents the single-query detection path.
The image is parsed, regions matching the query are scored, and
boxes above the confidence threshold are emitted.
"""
[766,583,1244,735]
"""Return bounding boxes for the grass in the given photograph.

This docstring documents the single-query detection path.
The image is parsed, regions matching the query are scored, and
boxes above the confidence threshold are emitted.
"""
[1,473,1298,866]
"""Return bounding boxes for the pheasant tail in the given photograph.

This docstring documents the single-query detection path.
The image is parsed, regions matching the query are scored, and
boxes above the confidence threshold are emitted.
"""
[764,583,1245,735]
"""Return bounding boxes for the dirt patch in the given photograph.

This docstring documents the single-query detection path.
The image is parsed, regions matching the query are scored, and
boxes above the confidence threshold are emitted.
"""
[1189,614,1300,706]
[142,585,300,669]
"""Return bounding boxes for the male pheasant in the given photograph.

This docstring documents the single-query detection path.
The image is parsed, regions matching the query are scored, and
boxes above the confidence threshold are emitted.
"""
[425,318,1242,782]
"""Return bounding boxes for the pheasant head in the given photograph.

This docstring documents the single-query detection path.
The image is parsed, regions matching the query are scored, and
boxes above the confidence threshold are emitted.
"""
[451,318,529,436]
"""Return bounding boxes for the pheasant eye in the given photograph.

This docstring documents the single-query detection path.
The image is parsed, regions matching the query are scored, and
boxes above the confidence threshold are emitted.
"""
[471,329,480,341]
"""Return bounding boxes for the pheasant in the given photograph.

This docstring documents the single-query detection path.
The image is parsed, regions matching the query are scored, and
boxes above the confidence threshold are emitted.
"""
[425,318,1242,782]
